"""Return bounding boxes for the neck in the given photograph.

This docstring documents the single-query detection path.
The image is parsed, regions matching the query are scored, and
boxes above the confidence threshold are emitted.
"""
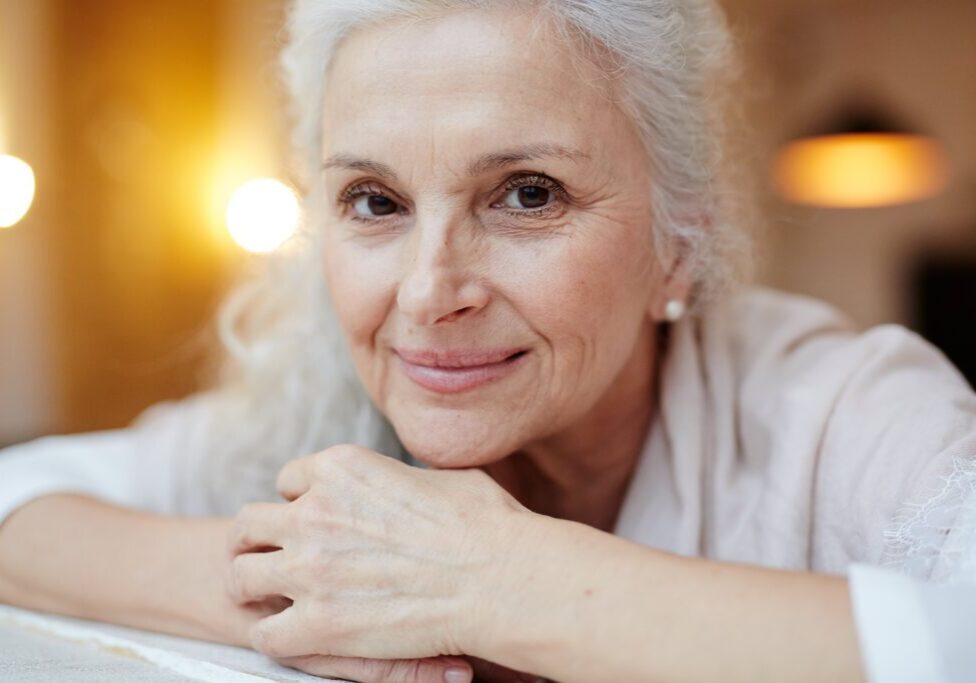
[482,319,665,532]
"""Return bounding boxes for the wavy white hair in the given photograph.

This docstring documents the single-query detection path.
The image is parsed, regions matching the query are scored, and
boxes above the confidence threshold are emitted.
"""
[182,0,751,513]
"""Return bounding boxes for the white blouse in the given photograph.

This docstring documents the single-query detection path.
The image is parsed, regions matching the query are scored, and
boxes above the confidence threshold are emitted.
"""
[1,285,975,682]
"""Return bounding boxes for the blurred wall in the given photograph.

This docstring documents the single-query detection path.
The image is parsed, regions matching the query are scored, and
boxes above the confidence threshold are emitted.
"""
[0,0,288,443]
[48,0,229,433]
[0,0,58,445]
[724,0,976,327]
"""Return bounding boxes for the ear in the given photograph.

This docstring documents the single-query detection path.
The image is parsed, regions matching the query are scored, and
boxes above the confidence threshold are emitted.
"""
[648,241,694,323]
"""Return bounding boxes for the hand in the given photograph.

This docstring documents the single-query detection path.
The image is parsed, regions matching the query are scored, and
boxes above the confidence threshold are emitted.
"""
[271,653,544,683]
[225,445,532,664]
[270,653,475,683]
[266,655,545,683]
[193,518,293,648]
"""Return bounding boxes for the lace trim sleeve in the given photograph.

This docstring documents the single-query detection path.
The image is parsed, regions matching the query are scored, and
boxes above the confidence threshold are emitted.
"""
[884,453,976,583]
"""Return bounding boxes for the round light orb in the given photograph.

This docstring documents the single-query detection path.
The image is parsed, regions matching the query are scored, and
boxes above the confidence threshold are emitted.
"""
[773,133,950,209]
[0,154,37,229]
[225,178,300,253]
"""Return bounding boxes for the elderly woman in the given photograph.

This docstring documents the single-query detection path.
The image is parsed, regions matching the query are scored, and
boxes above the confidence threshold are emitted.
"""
[1,1,975,682]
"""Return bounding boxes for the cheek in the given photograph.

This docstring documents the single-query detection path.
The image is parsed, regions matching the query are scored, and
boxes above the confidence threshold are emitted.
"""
[323,237,399,347]
[501,226,654,344]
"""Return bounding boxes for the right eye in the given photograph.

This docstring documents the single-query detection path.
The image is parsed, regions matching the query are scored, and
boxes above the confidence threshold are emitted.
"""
[338,182,403,221]
[352,194,399,218]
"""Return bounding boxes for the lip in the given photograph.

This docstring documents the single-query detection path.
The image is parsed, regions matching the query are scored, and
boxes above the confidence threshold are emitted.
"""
[394,347,529,394]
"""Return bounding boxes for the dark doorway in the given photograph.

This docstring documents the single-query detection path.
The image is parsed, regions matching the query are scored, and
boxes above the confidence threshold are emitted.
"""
[911,253,976,390]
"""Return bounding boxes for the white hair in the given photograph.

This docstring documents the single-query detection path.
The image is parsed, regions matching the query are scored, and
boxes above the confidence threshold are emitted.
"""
[183,0,752,512]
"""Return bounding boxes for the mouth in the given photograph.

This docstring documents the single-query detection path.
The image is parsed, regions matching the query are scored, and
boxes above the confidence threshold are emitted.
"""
[393,348,529,394]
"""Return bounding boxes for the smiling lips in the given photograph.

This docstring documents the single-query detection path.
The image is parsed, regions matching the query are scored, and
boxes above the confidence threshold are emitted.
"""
[394,348,528,394]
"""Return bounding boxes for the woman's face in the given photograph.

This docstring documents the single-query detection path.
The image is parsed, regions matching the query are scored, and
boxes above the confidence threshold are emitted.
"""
[320,7,667,467]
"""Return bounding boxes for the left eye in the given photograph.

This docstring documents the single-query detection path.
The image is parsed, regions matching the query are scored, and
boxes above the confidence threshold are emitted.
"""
[501,186,552,210]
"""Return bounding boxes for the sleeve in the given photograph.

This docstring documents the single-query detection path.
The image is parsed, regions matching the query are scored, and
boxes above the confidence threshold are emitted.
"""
[848,447,976,683]
[0,393,222,527]
[849,547,976,683]
[821,327,976,682]
[808,323,976,574]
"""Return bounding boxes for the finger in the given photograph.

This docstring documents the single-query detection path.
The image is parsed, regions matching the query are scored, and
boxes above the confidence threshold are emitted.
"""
[277,446,392,501]
[226,550,291,605]
[229,502,289,555]
[276,456,316,502]
[465,656,544,683]
[249,605,318,659]
[277,654,474,683]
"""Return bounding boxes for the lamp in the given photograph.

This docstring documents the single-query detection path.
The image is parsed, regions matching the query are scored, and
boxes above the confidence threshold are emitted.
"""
[772,105,950,209]
[0,154,36,229]
[225,178,300,254]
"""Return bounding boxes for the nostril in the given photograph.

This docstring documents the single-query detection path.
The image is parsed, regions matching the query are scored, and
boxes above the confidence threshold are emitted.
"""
[436,306,476,324]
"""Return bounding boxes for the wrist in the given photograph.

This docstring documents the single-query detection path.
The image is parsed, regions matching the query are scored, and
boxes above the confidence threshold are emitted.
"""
[463,510,585,668]
[153,516,247,646]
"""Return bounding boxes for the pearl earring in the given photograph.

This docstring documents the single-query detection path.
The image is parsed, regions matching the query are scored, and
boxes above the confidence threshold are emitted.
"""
[664,299,686,322]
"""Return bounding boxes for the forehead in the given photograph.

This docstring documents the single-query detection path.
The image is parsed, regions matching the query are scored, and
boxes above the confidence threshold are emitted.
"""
[320,7,626,158]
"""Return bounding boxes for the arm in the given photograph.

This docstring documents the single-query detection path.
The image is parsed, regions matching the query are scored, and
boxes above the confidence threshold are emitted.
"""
[230,448,863,682]
[0,396,260,642]
[474,512,866,683]
[0,495,478,683]
[0,493,258,646]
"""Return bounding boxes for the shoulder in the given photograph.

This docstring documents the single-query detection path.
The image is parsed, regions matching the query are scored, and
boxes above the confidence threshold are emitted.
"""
[703,285,970,406]
[698,286,976,572]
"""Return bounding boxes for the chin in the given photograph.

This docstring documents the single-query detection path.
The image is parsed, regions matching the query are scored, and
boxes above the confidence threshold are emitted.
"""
[390,410,518,469]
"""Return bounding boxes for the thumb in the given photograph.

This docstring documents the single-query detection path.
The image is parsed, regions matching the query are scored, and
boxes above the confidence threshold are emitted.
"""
[276,654,473,683]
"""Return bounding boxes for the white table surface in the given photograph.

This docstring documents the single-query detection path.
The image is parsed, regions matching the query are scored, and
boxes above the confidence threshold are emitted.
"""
[0,605,351,682]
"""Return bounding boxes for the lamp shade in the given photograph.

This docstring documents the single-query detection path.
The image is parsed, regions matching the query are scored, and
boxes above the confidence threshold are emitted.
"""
[772,107,950,209]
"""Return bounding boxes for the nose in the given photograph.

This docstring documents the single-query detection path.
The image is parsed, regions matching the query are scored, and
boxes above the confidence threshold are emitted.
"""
[396,216,489,326]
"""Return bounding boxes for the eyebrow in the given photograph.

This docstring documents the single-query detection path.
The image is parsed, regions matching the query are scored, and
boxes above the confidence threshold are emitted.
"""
[322,143,591,181]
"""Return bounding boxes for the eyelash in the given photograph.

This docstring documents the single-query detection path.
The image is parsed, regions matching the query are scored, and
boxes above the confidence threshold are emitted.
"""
[336,173,569,224]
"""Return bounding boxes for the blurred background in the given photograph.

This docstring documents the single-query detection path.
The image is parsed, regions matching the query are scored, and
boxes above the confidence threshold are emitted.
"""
[0,0,974,447]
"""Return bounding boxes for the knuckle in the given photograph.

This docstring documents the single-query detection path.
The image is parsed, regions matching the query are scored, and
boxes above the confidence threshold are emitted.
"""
[275,465,297,494]
[294,497,329,530]
[313,449,339,472]
[324,444,362,467]
[230,502,264,550]
[229,518,250,553]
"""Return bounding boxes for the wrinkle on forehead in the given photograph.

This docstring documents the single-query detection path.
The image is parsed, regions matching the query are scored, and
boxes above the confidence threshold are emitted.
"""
[318,3,651,192]
[321,3,628,128]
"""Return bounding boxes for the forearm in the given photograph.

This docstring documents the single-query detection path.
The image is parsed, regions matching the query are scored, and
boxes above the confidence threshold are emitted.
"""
[0,494,246,646]
[482,514,866,683]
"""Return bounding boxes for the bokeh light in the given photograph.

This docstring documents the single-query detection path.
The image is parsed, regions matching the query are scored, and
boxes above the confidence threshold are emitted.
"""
[0,154,36,228]
[225,178,300,253]
[773,133,950,208]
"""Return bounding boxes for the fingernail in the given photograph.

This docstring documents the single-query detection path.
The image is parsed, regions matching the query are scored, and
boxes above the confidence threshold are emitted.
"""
[443,667,471,683]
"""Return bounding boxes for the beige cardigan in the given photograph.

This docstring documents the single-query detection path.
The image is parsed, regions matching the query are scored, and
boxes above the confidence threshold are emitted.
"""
[615,286,976,580]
